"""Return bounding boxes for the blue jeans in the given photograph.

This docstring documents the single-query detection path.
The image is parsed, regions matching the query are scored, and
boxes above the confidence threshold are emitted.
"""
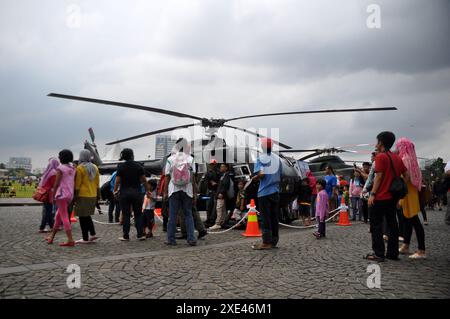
[39,202,54,230]
[351,197,362,220]
[168,191,196,244]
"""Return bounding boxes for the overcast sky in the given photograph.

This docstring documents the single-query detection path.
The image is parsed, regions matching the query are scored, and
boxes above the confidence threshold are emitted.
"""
[1,0,449,169]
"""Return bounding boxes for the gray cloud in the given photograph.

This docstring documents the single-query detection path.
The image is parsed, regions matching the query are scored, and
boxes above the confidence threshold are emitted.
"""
[0,0,449,169]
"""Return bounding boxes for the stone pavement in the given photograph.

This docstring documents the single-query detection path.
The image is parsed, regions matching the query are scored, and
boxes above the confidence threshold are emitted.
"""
[0,205,449,299]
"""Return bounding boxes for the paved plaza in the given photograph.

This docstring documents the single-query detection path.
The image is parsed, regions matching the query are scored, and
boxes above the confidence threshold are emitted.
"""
[0,205,449,299]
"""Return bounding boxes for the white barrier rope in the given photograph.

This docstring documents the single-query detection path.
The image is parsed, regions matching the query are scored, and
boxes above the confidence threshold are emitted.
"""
[92,219,120,225]
[279,206,343,229]
[92,205,353,232]
[206,212,250,235]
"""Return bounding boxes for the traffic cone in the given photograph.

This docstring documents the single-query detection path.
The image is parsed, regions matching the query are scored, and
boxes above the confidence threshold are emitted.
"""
[242,199,262,237]
[70,210,77,223]
[336,196,351,226]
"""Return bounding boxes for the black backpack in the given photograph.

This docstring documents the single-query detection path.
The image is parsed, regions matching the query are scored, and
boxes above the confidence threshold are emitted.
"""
[387,153,408,200]
[100,180,113,201]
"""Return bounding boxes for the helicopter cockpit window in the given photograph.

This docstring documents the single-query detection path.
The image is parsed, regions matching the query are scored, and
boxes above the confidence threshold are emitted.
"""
[196,163,207,175]
[240,166,250,175]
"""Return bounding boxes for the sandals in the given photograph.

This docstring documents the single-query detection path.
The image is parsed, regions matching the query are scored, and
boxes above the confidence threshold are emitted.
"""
[59,242,75,247]
[364,253,385,262]
[251,243,273,250]
[399,245,410,255]
[409,252,427,259]
[46,238,54,245]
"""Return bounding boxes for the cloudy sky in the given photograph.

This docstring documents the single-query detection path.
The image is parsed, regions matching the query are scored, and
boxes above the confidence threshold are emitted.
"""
[1,0,449,170]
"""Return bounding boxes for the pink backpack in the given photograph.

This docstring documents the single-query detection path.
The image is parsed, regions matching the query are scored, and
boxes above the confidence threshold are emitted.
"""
[170,153,191,186]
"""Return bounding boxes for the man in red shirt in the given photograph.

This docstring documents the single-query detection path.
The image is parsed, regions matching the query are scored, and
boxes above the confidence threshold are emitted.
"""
[366,131,408,262]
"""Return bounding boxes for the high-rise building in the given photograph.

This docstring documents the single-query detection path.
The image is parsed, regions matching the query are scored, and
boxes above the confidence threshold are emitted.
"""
[7,157,32,173]
[155,135,176,159]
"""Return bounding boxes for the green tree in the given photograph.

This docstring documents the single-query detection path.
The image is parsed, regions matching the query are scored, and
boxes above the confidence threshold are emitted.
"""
[429,157,445,180]
[0,163,5,169]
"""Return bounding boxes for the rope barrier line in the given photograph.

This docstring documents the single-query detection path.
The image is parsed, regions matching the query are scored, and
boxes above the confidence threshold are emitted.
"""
[92,205,353,231]
[207,212,250,235]
[154,212,164,223]
[92,219,120,225]
[279,207,343,229]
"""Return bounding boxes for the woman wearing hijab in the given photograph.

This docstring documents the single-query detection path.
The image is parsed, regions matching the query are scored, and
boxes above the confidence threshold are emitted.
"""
[396,138,426,259]
[38,158,59,233]
[73,150,100,244]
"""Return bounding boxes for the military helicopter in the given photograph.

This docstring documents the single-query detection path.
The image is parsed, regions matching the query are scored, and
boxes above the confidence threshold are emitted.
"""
[280,145,374,180]
[48,92,396,223]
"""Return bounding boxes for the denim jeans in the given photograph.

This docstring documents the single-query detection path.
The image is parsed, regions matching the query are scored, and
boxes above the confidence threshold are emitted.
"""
[168,191,196,244]
[351,197,362,220]
[39,202,54,230]
[180,206,206,235]
[258,192,280,246]
[108,199,120,223]
[119,189,144,239]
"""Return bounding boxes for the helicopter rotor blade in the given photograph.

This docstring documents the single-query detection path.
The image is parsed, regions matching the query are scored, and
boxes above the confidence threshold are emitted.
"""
[340,149,372,154]
[223,124,292,149]
[278,149,321,153]
[335,143,375,149]
[106,123,200,145]
[224,107,397,122]
[88,127,96,144]
[48,93,203,121]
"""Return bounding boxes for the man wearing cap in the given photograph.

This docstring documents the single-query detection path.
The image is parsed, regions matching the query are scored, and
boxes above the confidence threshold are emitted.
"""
[251,138,282,250]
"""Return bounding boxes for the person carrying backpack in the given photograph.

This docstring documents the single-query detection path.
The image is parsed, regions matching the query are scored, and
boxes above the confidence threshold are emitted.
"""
[365,131,408,262]
[163,138,197,246]
[209,164,233,231]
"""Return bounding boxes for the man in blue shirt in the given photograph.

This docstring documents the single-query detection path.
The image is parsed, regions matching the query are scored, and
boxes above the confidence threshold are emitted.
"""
[251,138,282,250]
[324,166,338,214]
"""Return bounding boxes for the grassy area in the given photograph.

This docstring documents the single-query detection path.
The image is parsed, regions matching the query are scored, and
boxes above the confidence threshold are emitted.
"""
[0,182,36,198]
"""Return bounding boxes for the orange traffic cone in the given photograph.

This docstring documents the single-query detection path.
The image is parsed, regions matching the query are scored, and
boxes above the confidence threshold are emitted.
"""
[336,197,351,226]
[70,210,77,223]
[242,199,262,237]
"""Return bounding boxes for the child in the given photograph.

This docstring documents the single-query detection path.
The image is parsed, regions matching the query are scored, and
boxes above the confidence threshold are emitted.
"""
[349,171,363,221]
[343,185,350,206]
[298,178,312,226]
[142,180,157,238]
[313,179,329,239]
[232,180,247,229]
[46,149,76,247]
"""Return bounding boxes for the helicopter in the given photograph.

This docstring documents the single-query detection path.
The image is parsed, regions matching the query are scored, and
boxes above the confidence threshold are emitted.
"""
[48,92,396,223]
[280,145,374,180]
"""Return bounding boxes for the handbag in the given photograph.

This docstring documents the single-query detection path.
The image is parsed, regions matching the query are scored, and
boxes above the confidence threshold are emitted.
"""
[386,153,408,200]
[33,186,49,203]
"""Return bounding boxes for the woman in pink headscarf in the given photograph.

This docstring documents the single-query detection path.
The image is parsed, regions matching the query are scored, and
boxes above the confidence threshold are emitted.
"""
[38,157,60,233]
[396,137,426,259]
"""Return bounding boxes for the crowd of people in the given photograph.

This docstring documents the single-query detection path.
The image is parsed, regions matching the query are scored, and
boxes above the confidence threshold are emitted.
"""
[34,132,449,257]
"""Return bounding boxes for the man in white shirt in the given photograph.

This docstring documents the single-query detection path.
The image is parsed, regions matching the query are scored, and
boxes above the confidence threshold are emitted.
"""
[163,138,197,246]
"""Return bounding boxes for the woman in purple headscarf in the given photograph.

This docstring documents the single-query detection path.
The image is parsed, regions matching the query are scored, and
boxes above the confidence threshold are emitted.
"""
[38,157,60,233]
